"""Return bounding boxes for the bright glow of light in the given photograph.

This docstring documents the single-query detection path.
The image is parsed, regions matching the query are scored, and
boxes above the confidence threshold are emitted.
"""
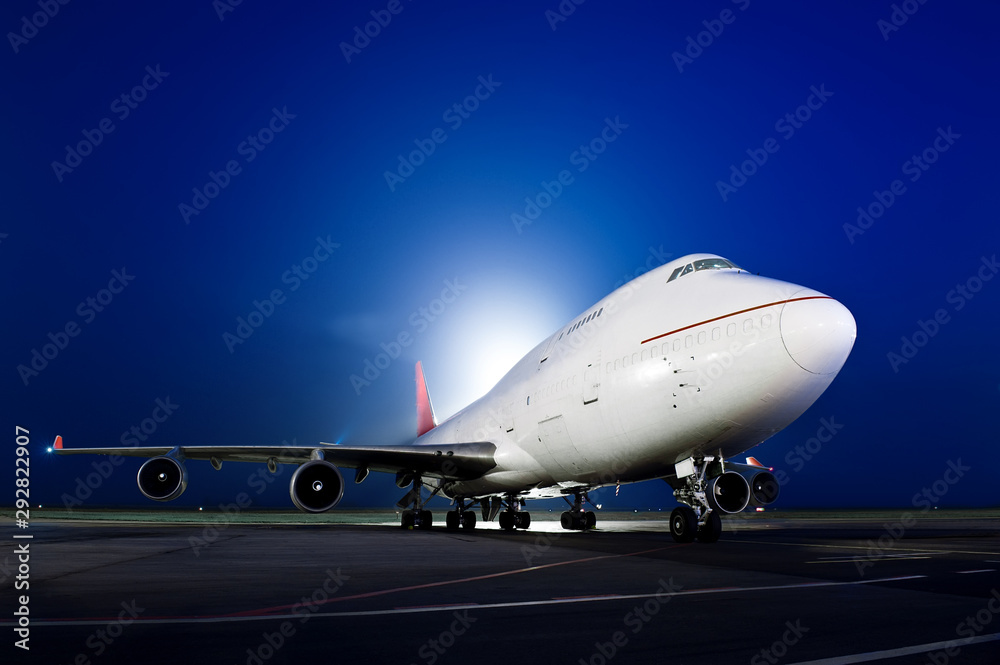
[47,447,53,453]
[428,284,567,416]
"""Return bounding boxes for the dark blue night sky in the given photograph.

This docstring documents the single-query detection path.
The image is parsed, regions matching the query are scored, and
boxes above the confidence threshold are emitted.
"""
[4,0,998,512]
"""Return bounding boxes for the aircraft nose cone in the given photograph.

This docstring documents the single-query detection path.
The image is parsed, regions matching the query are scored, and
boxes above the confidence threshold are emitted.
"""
[779,295,857,375]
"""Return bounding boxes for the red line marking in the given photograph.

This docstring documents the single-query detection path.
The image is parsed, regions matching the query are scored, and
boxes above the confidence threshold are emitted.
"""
[640,296,832,345]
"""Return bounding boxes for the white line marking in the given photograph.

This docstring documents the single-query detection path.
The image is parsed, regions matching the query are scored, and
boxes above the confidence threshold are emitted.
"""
[956,569,996,574]
[806,557,931,564]
[2,575,926,627]
[785,632,1000,665]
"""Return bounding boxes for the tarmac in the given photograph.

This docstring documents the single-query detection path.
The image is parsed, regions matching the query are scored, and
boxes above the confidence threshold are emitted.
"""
[2,511,999,664]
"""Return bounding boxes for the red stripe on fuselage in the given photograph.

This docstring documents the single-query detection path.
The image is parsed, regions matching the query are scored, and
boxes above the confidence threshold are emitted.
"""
[639,296,832,345]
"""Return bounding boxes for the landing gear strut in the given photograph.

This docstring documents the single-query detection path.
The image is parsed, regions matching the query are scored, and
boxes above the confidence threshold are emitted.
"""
[498,496,531,530]
[669,457,727,543]
[445,498,478,531]
[560,491,597,531]
[398,475,435,530]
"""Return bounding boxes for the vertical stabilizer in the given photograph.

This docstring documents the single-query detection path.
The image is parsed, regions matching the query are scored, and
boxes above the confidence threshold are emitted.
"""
[416,361,437,437]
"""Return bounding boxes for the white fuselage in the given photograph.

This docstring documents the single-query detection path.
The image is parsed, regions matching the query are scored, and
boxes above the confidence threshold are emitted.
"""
[417,254,856,500]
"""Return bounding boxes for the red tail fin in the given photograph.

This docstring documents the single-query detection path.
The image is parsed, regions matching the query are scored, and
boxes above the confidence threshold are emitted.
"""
[416,361,437,437]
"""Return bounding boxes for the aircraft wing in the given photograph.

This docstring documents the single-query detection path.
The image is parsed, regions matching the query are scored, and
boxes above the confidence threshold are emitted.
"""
[53,436,497,481]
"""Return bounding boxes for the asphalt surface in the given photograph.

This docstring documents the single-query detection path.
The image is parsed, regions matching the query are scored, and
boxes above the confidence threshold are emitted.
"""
[3,513,999,664]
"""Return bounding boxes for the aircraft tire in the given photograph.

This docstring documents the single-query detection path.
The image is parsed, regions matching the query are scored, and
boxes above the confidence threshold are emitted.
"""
[696,510,722,543]
[670,506,697,543]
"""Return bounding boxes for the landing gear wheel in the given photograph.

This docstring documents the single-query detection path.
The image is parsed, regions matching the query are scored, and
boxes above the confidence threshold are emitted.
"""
[697,510,722,543]
[670,506,697,543]
[461,511,477,530]
[499,512,514,530]
[401,510,415,529]
[418,510,433,530]
[514,512,531,529]
[560,511,573,530]
[584,511,597,530]
[445,510,460,530]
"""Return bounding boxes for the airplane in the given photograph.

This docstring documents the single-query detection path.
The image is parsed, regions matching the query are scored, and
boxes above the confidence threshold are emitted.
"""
[55,253,856,543]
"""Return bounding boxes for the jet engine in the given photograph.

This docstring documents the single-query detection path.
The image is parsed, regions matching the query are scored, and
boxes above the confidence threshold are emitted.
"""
[746,470,780,507]
[137,456,188,501]
[289,460,345,513]
[706,471,750,513]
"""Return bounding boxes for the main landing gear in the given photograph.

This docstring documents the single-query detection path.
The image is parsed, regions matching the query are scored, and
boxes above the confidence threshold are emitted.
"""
[498,496,531,531]
[398,474,436,530]
[444,498,478,531]
[668,458,725,544]
[560,492,597,531]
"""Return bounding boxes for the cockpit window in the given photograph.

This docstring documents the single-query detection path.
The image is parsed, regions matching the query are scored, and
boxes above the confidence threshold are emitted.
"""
[667,258,742,283]
[694,258,740,271]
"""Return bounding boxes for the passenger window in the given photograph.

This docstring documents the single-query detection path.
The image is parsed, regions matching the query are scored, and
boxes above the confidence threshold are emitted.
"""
[727,323,736,337]
[673,339,681,352]
[761,313,772,329]
[685,335,693,348]
[712,327,720,341]
[743,319,753,333]
[697,331,706,345]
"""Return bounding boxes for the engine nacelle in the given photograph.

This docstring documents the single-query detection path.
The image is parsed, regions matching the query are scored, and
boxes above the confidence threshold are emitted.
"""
[290,460,345,513]
[747,470,780,506]
[137,456,188,502]
[706,471,750,513]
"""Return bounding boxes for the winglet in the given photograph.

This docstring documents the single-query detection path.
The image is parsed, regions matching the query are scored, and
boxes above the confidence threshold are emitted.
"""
[415,361,437,437]
[54,435,64,450]
[746,456,765,468]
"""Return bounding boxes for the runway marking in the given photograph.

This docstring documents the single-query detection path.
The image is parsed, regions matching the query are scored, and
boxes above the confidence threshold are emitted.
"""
[5,574,925,627]
[223,544,683,618]
[784,631,1000,665]
[956,568,996,574]
[806,552,936,564]
[730,538,1000,557]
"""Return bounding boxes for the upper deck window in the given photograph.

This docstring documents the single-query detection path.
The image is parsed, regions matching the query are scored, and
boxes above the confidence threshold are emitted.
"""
[667,257,742,283]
